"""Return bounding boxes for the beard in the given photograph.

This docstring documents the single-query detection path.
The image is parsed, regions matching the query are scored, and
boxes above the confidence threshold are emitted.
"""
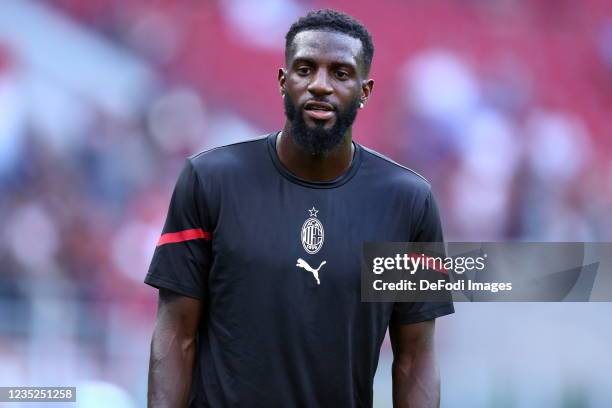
[284,95,360,156]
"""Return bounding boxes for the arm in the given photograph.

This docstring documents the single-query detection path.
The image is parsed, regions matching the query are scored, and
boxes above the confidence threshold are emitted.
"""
[389,319,440,408]
[148,288,202,408]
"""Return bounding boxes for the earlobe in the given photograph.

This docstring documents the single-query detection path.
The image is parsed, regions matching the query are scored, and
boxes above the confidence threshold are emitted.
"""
[362,79,374,97]
[360,79,373,109]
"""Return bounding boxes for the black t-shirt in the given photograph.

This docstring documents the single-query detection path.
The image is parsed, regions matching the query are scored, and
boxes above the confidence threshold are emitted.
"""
[145,132,454,407]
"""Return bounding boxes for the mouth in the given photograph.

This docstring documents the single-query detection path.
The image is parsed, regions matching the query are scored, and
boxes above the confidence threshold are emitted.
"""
[303,101,336,121]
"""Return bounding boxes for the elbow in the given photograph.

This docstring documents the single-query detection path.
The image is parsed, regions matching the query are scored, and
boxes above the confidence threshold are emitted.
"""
[150,320,198,362]
[392,346,438,380]
[179,333,197,355]
[392,353,415,380]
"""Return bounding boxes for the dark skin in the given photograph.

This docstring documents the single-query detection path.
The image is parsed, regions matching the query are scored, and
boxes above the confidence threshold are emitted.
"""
[148,29,440,408]
[390,320,441,408]
[278,30,372,181]
[148,289,201,407]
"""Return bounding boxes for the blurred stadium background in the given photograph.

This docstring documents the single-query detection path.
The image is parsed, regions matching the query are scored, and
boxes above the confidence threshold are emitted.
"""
[0,0,611,406]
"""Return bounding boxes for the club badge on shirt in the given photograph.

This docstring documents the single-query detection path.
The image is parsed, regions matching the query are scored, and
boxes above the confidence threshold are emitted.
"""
[301,207,324,254]
[298,207,326,285]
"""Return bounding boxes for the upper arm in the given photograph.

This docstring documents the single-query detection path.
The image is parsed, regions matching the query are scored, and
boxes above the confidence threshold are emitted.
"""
[155,288,203,338]
[412,188,443,243]
[145,159,213,300]
[390,185,452,349]
[389,319,436,360]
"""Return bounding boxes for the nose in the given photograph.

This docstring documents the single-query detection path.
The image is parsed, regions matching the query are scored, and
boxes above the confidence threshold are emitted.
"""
[307,69,333,96]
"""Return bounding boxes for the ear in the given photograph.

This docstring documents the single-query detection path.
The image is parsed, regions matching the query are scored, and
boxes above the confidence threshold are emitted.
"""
[360,79,374,106]
[278,68,287,96]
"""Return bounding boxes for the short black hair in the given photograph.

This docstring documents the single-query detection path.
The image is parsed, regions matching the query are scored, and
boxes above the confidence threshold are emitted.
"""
[285,9,374,76]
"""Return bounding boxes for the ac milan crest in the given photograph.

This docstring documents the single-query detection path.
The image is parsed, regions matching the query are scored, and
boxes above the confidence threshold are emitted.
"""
[301,207,324,254]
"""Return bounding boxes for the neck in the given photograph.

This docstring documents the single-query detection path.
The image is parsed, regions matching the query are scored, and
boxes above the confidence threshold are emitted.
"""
[277,122,355,182]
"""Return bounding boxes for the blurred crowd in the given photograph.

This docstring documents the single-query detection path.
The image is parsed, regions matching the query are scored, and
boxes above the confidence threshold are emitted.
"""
[0,0,611,406]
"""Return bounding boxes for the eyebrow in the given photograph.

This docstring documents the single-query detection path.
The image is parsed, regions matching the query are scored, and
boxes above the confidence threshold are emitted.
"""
[292,57,357,71]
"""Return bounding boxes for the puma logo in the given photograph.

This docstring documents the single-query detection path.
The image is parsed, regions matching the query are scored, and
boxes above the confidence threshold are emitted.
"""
[296,258,326,285]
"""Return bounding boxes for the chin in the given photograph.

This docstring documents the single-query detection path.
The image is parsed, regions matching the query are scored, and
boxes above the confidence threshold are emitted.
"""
[307,122,335,131]
[303,116,336,130]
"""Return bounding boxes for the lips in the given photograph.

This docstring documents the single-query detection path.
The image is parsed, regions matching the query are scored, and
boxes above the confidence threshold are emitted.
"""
[303,101,335,121]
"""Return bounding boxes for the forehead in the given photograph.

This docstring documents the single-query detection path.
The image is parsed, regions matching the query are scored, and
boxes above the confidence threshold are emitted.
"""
[289,30,363,66]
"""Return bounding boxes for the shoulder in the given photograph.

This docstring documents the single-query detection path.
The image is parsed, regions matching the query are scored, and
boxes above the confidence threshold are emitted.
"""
[187,134,270,175]
[359,143,432,197]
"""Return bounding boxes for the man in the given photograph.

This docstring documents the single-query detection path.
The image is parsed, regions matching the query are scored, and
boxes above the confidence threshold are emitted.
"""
[146,9,453,408]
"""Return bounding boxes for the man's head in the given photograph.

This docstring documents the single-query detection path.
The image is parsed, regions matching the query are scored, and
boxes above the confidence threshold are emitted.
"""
[279,9,374,155]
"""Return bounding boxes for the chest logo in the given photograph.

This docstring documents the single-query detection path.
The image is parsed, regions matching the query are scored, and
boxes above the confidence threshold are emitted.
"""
[297,258,326,285]
[301,207,324,254]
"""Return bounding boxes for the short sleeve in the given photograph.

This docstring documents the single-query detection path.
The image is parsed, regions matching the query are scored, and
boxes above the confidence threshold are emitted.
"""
[412,188,444,243]
[391,189,454,325]
[144,159,212,300]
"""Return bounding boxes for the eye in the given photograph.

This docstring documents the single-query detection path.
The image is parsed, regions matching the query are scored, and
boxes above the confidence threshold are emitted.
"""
[296,66,311,76]
[335,70,349,80]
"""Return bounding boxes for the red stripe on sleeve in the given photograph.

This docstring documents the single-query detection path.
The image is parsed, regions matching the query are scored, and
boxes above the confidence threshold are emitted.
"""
[156,228,211,246]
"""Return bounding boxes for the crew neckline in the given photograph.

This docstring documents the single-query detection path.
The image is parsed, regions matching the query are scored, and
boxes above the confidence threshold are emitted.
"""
[267,131,362,189]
